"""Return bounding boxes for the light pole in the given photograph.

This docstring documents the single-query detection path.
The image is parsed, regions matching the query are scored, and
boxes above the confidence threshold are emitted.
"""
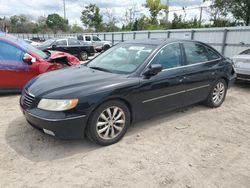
[63,0,66,20]
[166,0,169,22]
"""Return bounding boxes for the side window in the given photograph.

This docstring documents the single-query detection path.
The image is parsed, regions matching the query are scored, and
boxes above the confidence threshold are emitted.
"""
[206,47,220,60]
[93,36,101,41]
[151,43,182,69]
[0,41,26,70]
[183,43,209,64]
[85,36,91,41]
[55,40,67,46]
[68,38,80,45]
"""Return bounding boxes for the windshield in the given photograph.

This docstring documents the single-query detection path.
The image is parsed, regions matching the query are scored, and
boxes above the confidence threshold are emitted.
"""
[18,39,48,59]
[40,39,55,47]
[87,44,155,74]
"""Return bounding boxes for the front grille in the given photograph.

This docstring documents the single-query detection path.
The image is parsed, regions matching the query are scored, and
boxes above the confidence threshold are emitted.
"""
[22,90,35,108]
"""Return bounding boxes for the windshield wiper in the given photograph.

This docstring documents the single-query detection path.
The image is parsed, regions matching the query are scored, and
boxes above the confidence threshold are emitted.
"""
[88,66,112,73]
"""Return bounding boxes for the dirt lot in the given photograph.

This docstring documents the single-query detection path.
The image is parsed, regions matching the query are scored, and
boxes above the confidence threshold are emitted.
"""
[0,83,250,188]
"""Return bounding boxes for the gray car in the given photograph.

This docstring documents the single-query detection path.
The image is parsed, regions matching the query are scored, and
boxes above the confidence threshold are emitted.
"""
[232,49,250,81]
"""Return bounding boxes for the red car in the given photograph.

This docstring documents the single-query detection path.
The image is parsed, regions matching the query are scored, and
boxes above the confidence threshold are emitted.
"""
[0,33,80,93]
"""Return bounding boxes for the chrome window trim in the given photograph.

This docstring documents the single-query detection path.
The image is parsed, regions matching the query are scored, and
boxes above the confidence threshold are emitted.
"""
[27,112,86,122]
[142,84,210,103]
[141,41,222,75]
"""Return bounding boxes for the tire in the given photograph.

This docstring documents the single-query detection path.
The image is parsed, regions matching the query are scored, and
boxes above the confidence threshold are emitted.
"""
[205,79,227,108]
[79,51,88,61]
[86,100,130,146]
[103,45,110,52]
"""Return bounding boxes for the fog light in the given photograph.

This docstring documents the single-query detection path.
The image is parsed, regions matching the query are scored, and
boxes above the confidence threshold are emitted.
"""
[43,129,55,136]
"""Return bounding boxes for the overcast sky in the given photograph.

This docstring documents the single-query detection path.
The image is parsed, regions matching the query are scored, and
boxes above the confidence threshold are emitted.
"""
[0,0,211,26]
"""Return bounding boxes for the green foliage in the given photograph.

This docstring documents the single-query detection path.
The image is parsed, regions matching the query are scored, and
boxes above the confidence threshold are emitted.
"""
[3,0,249,34]
[46,13,69,33]
[70,24,84,33]
[9,14,37,33]
[206,0,250,26]
[80,4,103,32]
[144,0,168,24]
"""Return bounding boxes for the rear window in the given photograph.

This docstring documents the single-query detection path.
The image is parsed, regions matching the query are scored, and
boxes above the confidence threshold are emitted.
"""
[240,49,250,55]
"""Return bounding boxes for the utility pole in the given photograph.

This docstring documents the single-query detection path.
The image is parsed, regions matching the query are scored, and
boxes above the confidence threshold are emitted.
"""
[199,6,203,27]
[63,0,66,20]
[166,0,169,22]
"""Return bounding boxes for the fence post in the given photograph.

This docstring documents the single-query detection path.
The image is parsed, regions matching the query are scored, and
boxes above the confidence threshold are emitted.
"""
[148,31,151,39]
[121,32,124,42]
[112,33,114,45]
[133,32,136,40]
[221,29,228,55]
[191,30,195,40]
[104,33,106,41]
[167,31,171,38]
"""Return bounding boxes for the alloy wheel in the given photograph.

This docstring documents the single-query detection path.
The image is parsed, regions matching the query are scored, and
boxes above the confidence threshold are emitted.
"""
[212,82,225,105]
[96,106,126,140]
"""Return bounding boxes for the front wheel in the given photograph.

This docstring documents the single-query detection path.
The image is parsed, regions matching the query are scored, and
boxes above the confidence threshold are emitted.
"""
[205,79,227,108]
[86,100,130,146]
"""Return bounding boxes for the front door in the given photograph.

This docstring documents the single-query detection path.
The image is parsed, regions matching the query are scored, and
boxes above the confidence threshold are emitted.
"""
[139,43,187,117]
[0,40,29,90]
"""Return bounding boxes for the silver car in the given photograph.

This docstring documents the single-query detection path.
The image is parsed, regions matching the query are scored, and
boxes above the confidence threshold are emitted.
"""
[232,49,250,81]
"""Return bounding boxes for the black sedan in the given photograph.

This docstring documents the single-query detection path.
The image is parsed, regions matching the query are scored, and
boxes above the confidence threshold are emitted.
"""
[20,39,236,145]
[37,38,95,61]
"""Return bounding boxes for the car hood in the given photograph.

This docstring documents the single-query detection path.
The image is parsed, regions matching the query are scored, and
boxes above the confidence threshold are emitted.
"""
[232,55,250,60]
[26,66,136,98]
[47,50,80,65]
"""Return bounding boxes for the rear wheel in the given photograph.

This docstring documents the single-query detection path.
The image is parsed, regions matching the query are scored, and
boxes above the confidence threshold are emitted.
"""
[79,51,88,61]
[103,45,110,52]
[205,79,227,108]
[86,100,130,146]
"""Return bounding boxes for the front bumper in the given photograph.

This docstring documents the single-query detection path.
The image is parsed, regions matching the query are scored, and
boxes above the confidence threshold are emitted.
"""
[21,108,88,139]
[235,68,250,81]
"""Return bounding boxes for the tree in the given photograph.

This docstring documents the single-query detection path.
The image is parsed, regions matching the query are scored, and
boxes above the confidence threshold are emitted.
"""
[207,0,250,26]
[80,4,103,31]
[70,24,84,33]
[9,14,37,33]
[36,16,48,33]
[46,13,68,33]
[103,9,119,32]
[144,0,168,24]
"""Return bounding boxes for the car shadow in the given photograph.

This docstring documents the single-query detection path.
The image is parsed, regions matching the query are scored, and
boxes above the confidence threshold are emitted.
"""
[235,80,250,89]
[5,117,100,162]
[5,104,208,163]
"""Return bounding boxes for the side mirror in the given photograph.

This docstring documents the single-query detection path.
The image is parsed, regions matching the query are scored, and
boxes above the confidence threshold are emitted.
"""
[143,64,163,78]
[23,53,36,65]
[52,44,57,49]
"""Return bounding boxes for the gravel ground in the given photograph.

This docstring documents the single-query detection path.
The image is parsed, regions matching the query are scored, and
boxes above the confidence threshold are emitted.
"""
[0,83,250,188]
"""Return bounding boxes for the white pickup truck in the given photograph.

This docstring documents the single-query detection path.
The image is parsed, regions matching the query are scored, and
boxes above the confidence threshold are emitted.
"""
[77,35,111,52]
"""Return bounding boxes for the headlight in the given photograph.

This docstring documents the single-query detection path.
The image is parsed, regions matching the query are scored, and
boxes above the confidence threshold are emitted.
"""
[38,99,78,111]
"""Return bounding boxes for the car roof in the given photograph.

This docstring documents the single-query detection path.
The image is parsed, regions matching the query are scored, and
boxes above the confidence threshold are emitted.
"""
[123,38,197,46]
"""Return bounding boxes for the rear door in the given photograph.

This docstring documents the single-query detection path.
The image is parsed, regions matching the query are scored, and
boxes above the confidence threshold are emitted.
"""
[67,38,81,57]
[0,40,29,90]
[181,42,221,105]
[139,43,187,117]
[53,39,68,52]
